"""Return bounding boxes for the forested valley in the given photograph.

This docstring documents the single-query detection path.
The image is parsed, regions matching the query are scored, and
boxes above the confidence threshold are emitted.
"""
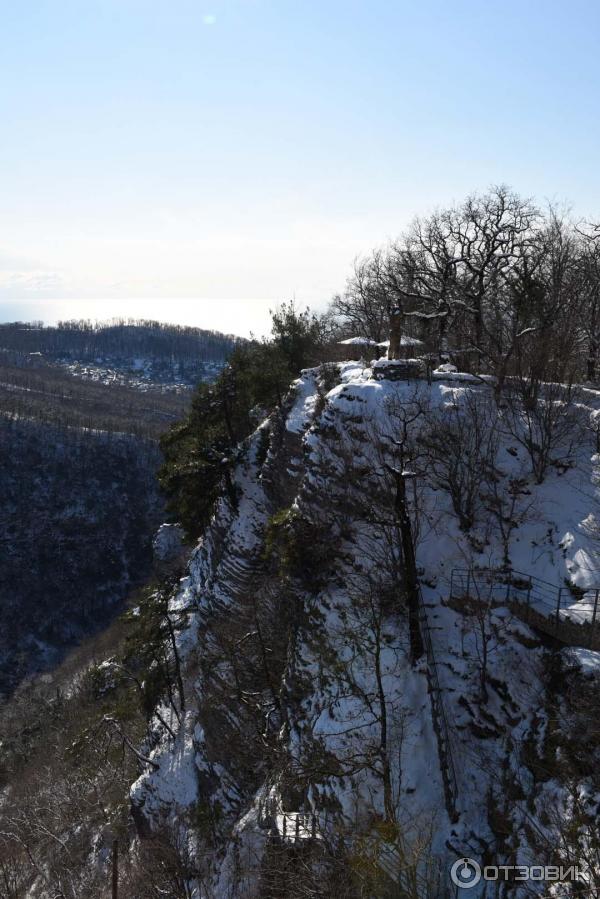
[0,320,236,697]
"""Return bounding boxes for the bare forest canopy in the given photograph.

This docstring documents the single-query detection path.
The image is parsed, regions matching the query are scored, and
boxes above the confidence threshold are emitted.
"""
[330,185,600,385]
[0,415,165,697]
[0,319,240,385]
[0,358,190,439]
[0,318,242,366]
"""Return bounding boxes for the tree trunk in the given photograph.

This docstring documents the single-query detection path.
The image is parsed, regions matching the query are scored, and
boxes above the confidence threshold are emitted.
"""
[587,338,598,382]
[112,839,119,899]
[394,472,424,663]
[373,622,394,822]
[388,307,403,360]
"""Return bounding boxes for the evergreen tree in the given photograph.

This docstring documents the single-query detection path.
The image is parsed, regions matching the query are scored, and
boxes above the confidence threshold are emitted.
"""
[159,303,322,540]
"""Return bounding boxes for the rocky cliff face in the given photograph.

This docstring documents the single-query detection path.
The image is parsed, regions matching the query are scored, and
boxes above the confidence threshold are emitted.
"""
[131,363,600,897]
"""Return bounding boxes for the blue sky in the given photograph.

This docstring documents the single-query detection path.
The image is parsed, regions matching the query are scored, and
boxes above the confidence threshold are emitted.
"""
[1,0,599,336]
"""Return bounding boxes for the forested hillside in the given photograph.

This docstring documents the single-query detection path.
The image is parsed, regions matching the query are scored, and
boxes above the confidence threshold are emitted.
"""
[0,320,230,696]
[0,356,189,436]
[0,372,178,696]
[0,417,163,694]
[0,319,240,387]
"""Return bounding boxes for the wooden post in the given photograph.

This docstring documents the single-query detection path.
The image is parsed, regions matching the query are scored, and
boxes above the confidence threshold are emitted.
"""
[283,814,286,840]
[526,582,532,623]
[555,588,562,637]
[466,568,472,599]
[295,815,300,843]
[590,590,599,648]
[112,839,118,899]
[388,306,402,360]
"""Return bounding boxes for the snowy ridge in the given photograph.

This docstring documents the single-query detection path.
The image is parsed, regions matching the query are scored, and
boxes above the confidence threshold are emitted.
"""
[131,362,600,897]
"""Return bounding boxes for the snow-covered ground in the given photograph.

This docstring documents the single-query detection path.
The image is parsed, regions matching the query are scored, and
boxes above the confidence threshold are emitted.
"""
[53,356,224,391]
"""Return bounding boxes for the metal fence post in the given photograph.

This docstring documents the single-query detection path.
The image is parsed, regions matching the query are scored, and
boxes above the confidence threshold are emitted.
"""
[590,590,599,648]
[555,587,562,637]
[524,581,531,622]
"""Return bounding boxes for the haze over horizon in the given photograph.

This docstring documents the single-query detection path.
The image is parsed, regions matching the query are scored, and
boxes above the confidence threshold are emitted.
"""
[2,0,600,337]
[0,297,277,339]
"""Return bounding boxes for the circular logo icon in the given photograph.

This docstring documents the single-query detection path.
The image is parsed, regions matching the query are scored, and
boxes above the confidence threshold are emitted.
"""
[450,857,482,889]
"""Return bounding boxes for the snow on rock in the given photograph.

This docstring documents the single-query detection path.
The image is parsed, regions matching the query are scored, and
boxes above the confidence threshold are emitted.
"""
[563,646,600,675]
[338,336,379,346]
[131,710,199,816]
[130,364,600,896]
[377,336,424,348]
[371,357,424,380]
[152,522,186,563]
[285,370,319,433]
[339,359,371,382]
[432,368,483,382]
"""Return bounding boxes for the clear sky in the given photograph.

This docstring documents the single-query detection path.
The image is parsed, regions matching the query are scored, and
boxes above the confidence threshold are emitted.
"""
[1,0,599,337]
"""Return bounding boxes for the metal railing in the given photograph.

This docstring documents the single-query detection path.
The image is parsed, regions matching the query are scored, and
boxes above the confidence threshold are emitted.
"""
[259,795,452,896]
[277,810,319,843]
[258,796,320,844]
[450,567,600,648]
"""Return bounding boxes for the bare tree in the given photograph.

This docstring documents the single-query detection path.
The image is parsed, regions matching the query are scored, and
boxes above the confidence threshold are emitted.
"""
[420,390,499,530]
[456,576,512,703]
[328,188,600,391]
[332,249,399,342]
[575,221,600,383]
[503,380,581,484]
[480,466,536,568]
[298,573,411,826]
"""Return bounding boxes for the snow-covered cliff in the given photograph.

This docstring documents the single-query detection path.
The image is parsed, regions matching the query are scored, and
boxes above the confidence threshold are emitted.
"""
[131,362,600,897]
